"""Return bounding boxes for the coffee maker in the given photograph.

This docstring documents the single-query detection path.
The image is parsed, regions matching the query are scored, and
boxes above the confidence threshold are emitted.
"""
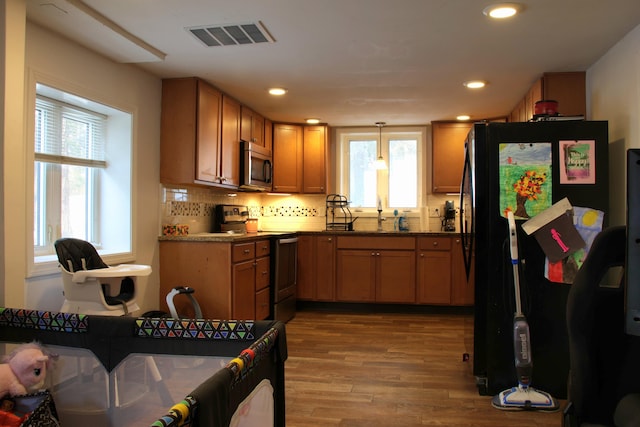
[442,200,456,232]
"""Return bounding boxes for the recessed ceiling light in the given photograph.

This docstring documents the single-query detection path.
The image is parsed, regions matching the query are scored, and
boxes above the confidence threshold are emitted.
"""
[268,87,287,95]
[463,80,487,89]
[306,118,320,124]
[483,3,523,19]
[457,115,471,121]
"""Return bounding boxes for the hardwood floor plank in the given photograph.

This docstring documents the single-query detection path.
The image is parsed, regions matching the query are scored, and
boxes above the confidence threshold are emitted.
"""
[285,310,563,427]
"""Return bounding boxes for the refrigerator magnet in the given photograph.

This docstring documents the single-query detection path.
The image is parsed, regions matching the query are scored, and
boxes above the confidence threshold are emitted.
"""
[559,140,596,184]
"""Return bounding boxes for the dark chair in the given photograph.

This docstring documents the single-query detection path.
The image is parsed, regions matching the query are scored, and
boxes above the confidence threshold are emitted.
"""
[564,226,640,427]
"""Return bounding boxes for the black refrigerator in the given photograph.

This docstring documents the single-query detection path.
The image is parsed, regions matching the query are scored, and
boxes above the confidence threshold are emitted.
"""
[460,120,609,399]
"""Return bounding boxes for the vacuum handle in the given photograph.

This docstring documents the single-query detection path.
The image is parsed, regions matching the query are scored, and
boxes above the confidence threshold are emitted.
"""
[507,211,518,262]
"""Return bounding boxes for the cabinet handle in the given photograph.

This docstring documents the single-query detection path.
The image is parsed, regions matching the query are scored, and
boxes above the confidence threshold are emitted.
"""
[327,237,332,242]
[455,239,460,244]
[376,252,380,256]
[420,253,424,257]
[244,249,251,254]
[433,241,438,246]
[371,252,375,256]
[262,270,268,275]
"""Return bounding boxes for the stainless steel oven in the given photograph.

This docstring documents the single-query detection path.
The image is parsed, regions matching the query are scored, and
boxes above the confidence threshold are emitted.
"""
[271,236,297,322]
[240,140,272,191]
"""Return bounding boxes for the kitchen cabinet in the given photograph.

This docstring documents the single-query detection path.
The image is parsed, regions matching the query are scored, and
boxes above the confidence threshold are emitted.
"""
[161,77,223,186]
[273,123,328,194]
[509,72,586,122]
[417,236,452,304]
[297,234,336,301]
[272,123,303,193]
[241,106,265,147]
[451,237,474,306]
[264,118,273,152]
[220,95,241,187]
[431,121,472,193]
[336,236,416,303]
[302,125,328,193]
[159,239,270,320]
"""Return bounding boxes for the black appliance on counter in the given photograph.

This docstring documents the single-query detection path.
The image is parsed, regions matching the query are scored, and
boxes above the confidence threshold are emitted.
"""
[460,120,609,399]
[442,200,456,231]
[214,204,249,233]
[271,235,298,323]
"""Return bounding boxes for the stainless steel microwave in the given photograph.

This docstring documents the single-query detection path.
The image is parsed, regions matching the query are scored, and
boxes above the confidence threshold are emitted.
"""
[240,140,272,191]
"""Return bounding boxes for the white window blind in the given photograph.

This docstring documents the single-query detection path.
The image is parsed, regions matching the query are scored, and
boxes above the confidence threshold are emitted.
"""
[35,96,107,168]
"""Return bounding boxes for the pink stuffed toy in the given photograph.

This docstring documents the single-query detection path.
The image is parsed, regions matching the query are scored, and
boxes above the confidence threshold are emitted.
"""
[0,342,51,399]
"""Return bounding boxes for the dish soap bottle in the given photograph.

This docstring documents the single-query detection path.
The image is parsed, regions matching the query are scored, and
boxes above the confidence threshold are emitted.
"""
[399,212,409,232]
[393,209,399,231]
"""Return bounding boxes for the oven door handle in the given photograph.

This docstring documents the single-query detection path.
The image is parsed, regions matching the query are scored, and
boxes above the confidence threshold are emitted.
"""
[277,237,298,244]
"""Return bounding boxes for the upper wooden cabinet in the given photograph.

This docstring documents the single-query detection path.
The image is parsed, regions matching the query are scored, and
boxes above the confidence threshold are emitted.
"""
[273,123,303,193]
[302,125,328,193]
[431,121,472,193]
[273,123,328,194]
[264,118,273,152]
[161,77,223,186]
[241,106,266,147]
[220,95,241,187]
[509,72,586,122]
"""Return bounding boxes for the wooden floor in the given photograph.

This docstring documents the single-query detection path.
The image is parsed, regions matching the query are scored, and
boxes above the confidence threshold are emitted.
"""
[284,309,563,427]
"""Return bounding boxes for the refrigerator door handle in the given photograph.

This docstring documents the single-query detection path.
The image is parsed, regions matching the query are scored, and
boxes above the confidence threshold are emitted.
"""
[460,143,474,281]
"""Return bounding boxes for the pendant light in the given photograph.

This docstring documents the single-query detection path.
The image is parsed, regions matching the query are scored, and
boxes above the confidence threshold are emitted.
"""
[374,121,387,170]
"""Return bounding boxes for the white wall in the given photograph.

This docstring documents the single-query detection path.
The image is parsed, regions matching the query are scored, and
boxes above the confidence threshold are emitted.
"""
[12,22,162,313]
[587,23,640,227]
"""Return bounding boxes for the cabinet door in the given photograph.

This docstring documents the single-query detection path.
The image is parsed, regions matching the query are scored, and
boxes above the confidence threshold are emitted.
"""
[255,256,270,291]
[255,287,270,320]
[303,125,327,193]
[316,235,336,301]
[296,235,315,300]
[417,250,452,304]
[252,112,265,146]
[240,107,253,143]
[376,250,416,303]
[232,260,255,319]
[220,95,241,187]
[273,124,303,193]
[542,72,586,117]
[196,81,222,183]
[336,250,376,302]
[264,119,273,152]
[432,122,472,193]
[451,237,474,306]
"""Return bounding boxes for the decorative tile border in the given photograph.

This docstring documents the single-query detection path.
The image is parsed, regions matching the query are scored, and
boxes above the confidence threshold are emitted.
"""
[135,318,255,340]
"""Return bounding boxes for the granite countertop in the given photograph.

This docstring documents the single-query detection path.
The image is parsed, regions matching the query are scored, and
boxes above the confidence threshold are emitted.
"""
[159,230,457,242]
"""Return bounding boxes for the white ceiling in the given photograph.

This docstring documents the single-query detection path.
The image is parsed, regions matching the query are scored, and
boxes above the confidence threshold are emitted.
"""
[26,0,640,127]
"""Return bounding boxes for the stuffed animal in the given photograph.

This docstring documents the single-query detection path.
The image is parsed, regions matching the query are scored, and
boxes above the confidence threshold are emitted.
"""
[0,342,50,399]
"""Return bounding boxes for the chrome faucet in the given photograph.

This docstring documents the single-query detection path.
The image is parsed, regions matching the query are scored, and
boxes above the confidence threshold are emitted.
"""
[377,210,386,232]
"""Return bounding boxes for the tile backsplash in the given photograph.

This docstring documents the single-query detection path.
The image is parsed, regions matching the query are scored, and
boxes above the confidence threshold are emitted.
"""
[160,185,459,234]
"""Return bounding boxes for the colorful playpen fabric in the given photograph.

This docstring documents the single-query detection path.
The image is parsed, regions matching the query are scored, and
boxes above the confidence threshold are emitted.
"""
[0,307,287,427]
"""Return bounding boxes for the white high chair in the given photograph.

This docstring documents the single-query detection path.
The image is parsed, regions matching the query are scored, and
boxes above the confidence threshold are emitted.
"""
[54,237,151,316]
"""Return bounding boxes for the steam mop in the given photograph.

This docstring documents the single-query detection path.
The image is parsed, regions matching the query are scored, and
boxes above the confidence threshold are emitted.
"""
[491,211,560,411]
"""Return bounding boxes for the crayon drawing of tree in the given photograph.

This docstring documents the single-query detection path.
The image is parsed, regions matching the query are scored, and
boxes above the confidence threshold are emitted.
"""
[512,170,547,218]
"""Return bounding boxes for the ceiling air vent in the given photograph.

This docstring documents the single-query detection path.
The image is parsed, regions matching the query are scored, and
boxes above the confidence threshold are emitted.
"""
[187,21,275,47]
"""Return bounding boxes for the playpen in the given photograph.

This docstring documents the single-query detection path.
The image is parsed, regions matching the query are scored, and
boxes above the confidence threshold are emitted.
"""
[0,307,287,426]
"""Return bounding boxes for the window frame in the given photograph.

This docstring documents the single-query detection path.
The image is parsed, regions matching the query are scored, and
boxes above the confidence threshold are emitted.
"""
[27,75,136,277]
[336,126,426,212]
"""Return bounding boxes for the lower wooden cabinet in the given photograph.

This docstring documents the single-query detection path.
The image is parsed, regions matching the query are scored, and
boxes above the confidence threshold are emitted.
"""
[336,236,416,304]
[417,236,452,304]
[159,239,271,320]
[298,233,473,307]
[297,234,336,301]
[451,237,474,306]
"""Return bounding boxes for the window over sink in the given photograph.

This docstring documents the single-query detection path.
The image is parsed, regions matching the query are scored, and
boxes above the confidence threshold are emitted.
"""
[336,126,425,210]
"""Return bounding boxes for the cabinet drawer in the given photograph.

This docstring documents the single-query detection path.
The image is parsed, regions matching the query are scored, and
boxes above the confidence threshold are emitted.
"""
[418,236,451,251]
[255,256,270,290]
[233,242,255,262]
[336,236,416,250]
[255,239,271,257]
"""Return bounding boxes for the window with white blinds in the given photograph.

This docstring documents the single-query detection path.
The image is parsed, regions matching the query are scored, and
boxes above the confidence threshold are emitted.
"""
[31,82,133,275]
[35,96,107,168]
